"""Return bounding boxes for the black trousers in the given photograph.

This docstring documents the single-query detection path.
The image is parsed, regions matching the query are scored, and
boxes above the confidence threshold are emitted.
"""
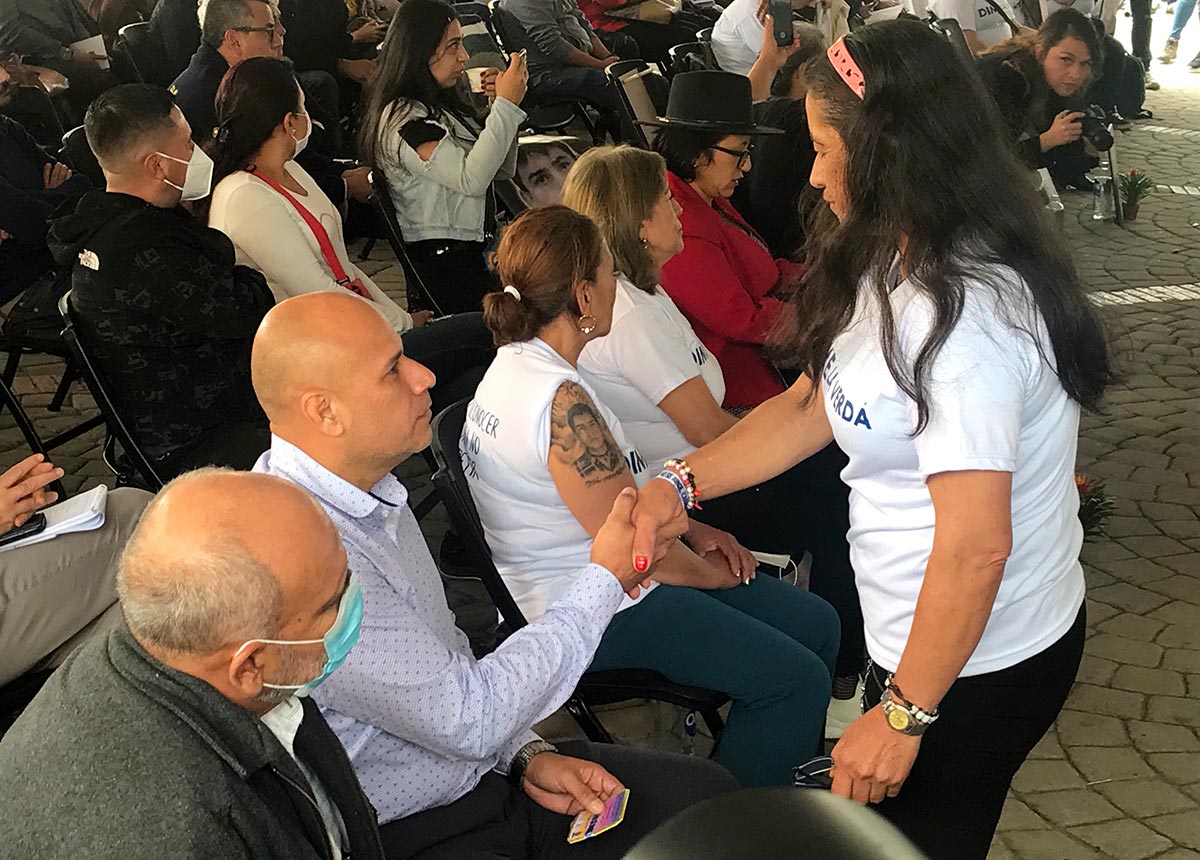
[406,240,498,316]
[158,420,273,480]
[862,604,1086,860]
[377,740,738,860]
[1129,0,1153,66]
[690,442,864,680]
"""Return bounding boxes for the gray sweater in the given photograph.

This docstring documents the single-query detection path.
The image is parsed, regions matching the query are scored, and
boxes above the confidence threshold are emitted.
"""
[0,625,386,860]
[497,0,594,70]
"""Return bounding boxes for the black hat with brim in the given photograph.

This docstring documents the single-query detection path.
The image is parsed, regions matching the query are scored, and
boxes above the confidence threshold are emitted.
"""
[636,70,785,136]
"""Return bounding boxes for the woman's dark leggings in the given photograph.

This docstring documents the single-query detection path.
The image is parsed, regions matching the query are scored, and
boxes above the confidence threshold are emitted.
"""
[690,442,865,679]
[863,605,1087,860]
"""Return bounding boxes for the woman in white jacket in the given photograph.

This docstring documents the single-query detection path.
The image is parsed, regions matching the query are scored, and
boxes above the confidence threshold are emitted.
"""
[358,0,528,314]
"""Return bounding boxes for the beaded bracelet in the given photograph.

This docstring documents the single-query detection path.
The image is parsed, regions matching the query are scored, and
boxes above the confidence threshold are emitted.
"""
[659,458,701,511]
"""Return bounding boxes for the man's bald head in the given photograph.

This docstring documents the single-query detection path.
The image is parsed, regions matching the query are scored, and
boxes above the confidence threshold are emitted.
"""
[252,293,394,420]
[118,468,343,656]
[251,293,437,485]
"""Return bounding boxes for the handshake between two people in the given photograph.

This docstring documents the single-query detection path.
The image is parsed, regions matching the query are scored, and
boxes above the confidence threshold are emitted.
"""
[588,480,756,598]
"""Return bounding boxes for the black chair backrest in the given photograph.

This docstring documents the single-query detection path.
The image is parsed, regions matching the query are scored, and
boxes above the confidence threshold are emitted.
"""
[429,399,529,630]
[60,126,105,188]
[625,789,931,860]
[668,41,710,75]
[118,22,170,86]
[605,59,660,147]
[368,176,446,316]
[487,0,520,51]
[57,292,164,490]
[696,26,718,67]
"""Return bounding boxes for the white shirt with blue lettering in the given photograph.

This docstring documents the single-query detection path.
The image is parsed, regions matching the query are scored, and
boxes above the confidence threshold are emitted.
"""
[465,337,656,622]
[822,262,1085,676]
[578,276,726,465]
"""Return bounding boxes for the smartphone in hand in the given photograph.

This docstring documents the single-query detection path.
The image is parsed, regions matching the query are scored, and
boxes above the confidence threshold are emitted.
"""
[0,512,46,548]
[769,0,794,45]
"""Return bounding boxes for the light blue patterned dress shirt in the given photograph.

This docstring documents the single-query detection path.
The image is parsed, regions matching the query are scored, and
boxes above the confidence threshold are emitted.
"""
[255,436,626,823]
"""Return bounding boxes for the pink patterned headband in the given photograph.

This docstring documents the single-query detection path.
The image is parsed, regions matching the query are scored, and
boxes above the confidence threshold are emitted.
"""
[828,37,865,100]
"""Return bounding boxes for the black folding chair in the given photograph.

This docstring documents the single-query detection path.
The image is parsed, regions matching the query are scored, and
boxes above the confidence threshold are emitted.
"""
[668,41,712,75]
[60,125,104,188]
[117,22,171,86]
[487,1,597,138]
[696,26,718,68]
[430,399,729,747]
[367,176,446,317]
[57,292,164,491]
[605,59,666,147]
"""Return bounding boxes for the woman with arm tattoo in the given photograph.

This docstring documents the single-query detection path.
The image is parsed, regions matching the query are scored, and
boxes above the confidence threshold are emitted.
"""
[462,206,840,788]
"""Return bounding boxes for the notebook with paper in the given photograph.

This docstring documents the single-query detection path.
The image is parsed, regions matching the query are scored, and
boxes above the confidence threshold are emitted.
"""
[0,485,108,553]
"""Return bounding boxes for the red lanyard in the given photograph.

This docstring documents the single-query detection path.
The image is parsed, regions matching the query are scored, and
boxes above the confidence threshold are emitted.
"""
[245,167,371,299]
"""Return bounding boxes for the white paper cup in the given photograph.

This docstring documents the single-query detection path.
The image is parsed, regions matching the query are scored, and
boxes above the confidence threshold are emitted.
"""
[466,67,488,93]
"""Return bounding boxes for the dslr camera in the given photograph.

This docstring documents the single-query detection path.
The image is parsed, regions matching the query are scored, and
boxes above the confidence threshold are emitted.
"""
[1078,105,1114,152]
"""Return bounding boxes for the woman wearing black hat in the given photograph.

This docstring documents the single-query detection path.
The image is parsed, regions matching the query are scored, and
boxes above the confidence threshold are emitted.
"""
[646,71,797,415]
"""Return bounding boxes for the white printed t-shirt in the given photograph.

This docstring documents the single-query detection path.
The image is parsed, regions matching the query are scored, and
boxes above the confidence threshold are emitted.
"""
[464,337,656,622]
[711,0,766,75]
[822,262,1085,676]
[932,0,1016,46]
[578,276,726,465]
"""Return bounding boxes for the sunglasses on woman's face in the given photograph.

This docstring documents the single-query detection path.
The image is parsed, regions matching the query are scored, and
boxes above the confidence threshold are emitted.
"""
[710,144,753,171]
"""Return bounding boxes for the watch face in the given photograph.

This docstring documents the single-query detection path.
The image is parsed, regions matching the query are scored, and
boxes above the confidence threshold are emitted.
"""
[886,706,912,732]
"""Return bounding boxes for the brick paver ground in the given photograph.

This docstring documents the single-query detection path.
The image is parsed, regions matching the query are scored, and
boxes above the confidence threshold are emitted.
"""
[2,14,1198,856]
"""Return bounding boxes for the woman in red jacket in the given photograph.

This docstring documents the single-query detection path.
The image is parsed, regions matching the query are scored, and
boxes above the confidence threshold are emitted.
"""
[646,71,800,412]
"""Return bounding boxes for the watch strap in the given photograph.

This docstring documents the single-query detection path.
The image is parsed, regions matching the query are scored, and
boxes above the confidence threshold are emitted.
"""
[508,739,557,786]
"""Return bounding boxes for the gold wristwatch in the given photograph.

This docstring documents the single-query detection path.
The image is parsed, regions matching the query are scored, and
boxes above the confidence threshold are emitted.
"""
[880,678,939,736]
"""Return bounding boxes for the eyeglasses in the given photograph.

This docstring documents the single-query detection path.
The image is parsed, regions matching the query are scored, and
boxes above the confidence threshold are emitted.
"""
[232,25,279,35]
[710,144,752,171]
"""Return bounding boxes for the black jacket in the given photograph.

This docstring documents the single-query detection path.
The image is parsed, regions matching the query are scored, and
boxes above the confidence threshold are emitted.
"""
[279,0,355,75]
[46,190,273,460]
[730,97,815,260]
[0,624,387,860]
[976,50,1066,169]
[170,43,348,205]
[149,0,201,82]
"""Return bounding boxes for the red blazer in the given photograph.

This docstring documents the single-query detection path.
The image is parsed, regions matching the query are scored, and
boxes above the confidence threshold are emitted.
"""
[660,171,798,409]
[576,0,627,31]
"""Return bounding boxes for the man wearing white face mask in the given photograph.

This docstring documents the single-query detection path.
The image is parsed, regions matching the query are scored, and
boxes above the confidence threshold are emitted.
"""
[0,469,389,860]
[47,83,276,480]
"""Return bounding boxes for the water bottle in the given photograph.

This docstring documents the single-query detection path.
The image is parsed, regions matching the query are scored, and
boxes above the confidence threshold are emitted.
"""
[1092,176,1115,221]
[681,710,697,755]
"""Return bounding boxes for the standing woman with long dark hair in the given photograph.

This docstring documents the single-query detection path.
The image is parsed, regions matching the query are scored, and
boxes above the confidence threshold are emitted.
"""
[625,19,1112,860]
[359,0,527,314]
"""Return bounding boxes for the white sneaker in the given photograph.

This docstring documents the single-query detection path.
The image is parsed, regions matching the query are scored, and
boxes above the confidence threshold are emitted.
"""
[825,682,865,740]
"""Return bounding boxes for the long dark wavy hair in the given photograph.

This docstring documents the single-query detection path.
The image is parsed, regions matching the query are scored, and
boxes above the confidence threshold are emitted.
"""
[986,9,1104,128]
[197,56,302,219]
[358,0,476,170]
[795,19,1111,431]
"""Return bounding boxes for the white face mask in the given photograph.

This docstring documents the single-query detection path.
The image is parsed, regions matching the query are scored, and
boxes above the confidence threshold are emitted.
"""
[156,145,214,201]
[291,112,311,159]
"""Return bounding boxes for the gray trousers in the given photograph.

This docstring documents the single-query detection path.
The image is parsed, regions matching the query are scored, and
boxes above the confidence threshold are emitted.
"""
[0,488,152,686]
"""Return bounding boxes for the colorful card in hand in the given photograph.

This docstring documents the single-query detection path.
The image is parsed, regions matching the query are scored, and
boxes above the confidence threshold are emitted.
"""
[566,789,630,844]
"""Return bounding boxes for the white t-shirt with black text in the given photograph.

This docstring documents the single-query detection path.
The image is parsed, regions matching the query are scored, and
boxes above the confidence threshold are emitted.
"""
[932,0,1016,46]
[822,262,1085,676]
[464,338,656,622]
[578,276,726,465]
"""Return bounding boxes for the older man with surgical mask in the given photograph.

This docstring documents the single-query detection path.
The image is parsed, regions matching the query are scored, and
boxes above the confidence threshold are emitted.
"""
[0,469,386,860]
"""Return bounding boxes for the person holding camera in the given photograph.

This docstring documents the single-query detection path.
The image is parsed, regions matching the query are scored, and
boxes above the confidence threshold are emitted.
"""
[977,8,1106,189]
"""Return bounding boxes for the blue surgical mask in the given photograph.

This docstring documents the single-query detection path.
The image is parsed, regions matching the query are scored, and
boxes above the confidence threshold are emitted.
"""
[241,572,364,697]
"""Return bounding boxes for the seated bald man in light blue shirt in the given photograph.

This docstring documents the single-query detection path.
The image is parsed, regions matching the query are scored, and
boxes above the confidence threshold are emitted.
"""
[251,292,735,860]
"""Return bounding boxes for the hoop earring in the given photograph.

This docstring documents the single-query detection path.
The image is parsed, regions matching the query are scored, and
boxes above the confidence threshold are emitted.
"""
[577,314,598,335]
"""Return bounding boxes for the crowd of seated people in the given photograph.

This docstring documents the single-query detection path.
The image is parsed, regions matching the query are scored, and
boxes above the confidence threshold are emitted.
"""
[0,2,1129,859]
